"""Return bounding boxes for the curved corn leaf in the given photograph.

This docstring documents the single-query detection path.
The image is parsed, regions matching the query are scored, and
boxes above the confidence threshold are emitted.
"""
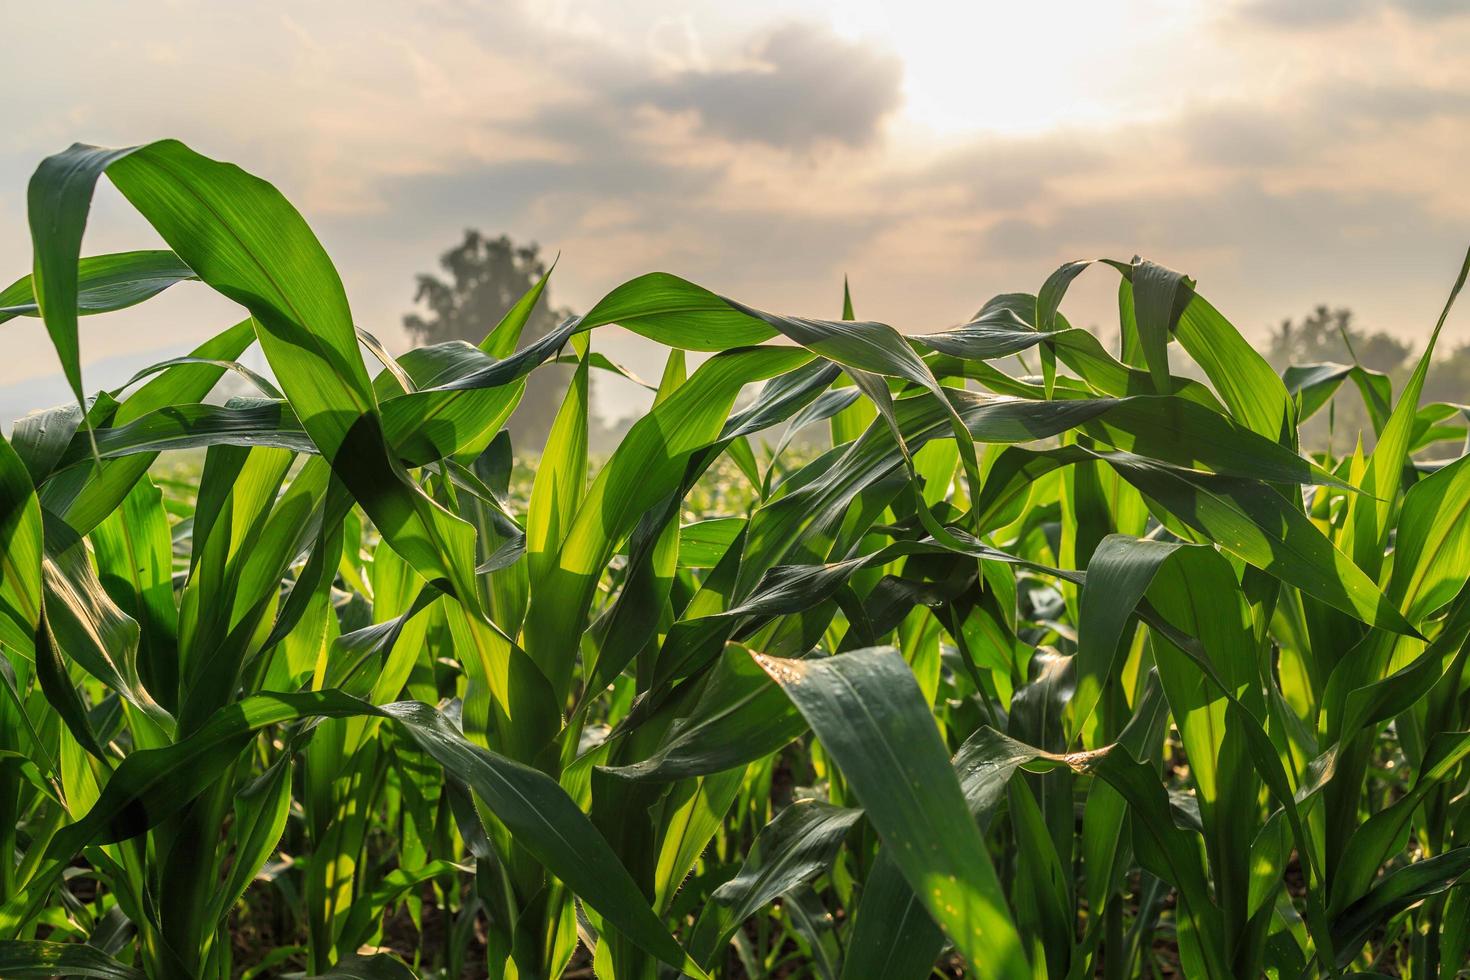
[1331,847,1470,961]
[30,140,483,614]
[0,941,145,979]
[690,798,862,966]
[303,952,421,979]
[0,690,705,976]
[0,248,195,325]
[0,432,43,658]
[755,646,1029,979]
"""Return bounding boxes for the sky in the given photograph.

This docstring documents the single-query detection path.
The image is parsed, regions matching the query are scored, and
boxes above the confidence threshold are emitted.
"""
[4,0,1470,422]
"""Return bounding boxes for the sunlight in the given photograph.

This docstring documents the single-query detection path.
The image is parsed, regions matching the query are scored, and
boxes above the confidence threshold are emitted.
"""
[828,0,1216,135]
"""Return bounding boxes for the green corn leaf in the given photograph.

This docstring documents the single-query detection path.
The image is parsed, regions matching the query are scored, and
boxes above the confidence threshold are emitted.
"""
[51,400,312,468]
[0,940,146,979]
[303,952,421,979]
[755,646,1029,979]
[1085,745,1231,979]
[378,342,524,465]
[1071,395,1348,490]
[208,755,295,927]
[1284,362,1392,432]
[1129,259,1194,393]
[25,144,141,406]
[29,140,483,617]
[1070,535,1179,740]
[10,402,89,487]
[676,517,746,569]
[110,354,283,402]
[481,258,556,357]
[839,851,947,980]
[1346,246,1470,578]
[57,318,256,535]
[523,345,811,695]
[335,859,470,954]
[1330,847,1470,962]
[0,432,43,658]
[90,473,178,712]
[1386,453,1470,626]
[842,709,1164,980]
[33,603,108,760]
[690,798,862,966]
[603,644,806,782]
[1172,293,1292,441]
[0,248,195,325]
[0,690,706,976]
[1331,729,1470,915]
[1102,453,1417,636]
[1007,775,1074,978]
[525,340,588,589]
[652,768,747,914]
[42,513,172,733]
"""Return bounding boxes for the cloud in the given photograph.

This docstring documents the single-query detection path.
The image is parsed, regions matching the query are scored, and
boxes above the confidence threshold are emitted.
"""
[971,176,1469,335]
[886,134,1106,209]
[1312,81,1470,124]
[1179,105,1317,168]
[5,0,1470,414]
[1241,0,1469,28]
[980,178,1445,260]
[638,23,904,150]
[367,129,720,235]
[1170,76,1470,192]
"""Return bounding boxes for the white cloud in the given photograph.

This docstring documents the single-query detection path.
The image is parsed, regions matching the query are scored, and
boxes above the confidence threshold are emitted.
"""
[3,0,1469,421]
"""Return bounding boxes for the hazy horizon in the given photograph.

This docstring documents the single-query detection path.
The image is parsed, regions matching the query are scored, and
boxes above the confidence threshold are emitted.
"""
[5,0,1470,423]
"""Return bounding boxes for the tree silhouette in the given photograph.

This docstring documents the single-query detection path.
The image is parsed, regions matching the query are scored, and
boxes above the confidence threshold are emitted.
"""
[1423,342,1470,410]
[1266,305,1409,374]
[1265,305,1411,451]
[404,230,574,449]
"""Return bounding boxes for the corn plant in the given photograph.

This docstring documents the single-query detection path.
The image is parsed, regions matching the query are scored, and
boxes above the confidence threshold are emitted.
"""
[1,138,1469,979]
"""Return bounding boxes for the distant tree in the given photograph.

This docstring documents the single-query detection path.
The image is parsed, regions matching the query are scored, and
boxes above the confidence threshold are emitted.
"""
[1266,305,1413,452]
[1266,305,1409,374]
[404,230,575,449]
[1424,342,1470,408]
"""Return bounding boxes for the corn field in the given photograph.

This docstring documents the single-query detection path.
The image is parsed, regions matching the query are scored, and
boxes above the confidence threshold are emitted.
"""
[2,139,1470,979]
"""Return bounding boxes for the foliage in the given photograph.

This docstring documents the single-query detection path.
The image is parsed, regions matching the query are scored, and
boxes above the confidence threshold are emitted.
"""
[404,230,576,447]
[1424,342,1470,411]
[1267,305,1410,374]
[1268,304,1470,455]
[2,139,1470,979]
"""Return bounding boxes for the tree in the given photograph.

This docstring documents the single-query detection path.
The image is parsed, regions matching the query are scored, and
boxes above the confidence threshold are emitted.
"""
[1423,342,1470,408]
[1266,305,1412,452]
[404,230,575,449]
[1266,304,1409,374]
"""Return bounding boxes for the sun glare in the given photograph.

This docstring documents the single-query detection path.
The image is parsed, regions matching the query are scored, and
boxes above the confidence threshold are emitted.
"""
[827,0,1217,135]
